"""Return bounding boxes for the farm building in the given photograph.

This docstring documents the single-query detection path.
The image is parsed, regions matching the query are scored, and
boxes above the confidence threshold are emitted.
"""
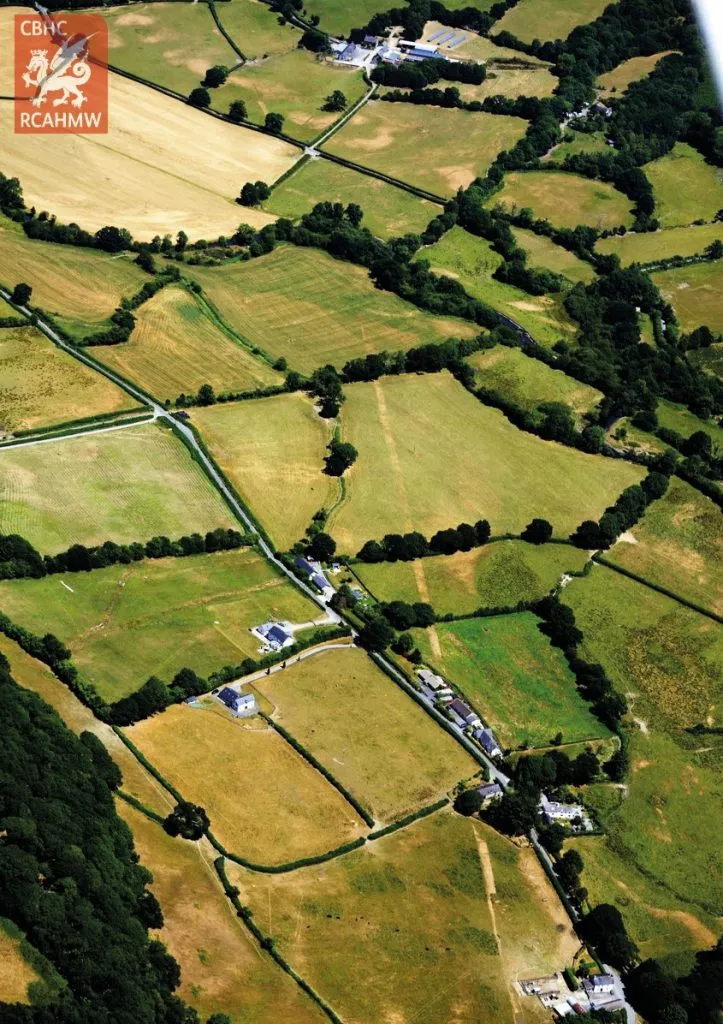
[448,698,481,729]
[217,687,257,717]
[583,975,615,998]
[539,793,592,829]
[475,782,503,804]
[253,621,295,652]
[474,727,502,758]
[294,555,334,599]
[418,668,446,691]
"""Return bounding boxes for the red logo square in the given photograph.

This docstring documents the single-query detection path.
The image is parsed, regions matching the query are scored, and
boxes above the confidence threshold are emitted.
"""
[15,11,108,134]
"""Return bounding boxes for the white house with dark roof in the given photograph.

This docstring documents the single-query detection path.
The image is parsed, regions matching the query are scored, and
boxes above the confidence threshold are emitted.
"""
[217,687,257,717]
[474,727,502,758]
[252,621,295,652]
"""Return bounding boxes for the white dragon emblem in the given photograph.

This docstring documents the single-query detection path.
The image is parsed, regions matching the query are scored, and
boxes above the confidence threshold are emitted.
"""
[22,32,93,109]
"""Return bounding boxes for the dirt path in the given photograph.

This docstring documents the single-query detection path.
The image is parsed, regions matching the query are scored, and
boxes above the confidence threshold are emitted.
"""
[474,827,520,1022]
[373,379,442,656]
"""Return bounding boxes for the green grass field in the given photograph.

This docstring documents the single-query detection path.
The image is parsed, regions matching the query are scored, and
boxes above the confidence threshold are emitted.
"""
[0,214,145,339]
[511,226,597,284]
[188,245,475,375]
[325,101,528,198]
[231,811,577,1024]
[0,548,319,700]
[596,222,723,265]
[214,0,301,59]
[253,647,477,822]
[413,613,608,749]
[224,52,367,142]
[93,285,281,403]
[495,0,612,43]
[264,158,438,240]
[645,143,723,227]
[596,51,677,98]
[606,478,722,617]
[570,725,723,952]
[303,0,392,35]
[192,393,337,549]
[652,259,723,333]
[656,398,723,449]
[417,226,580,347]
[563,568,723,731]
[0,326,137,433]
[690,341,723,380]
[127,702,366,864]
[354,541,590,616]
[0,422,235,553]
[328,373,645,553]
[467,345,602,417]
[491,171,634,230]
[543,131,610,163]
[119,802,327,1024]
[99,2,237,97]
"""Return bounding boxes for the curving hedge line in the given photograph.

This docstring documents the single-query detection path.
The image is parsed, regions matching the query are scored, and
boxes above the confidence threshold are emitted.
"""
[116,790,166,826]
[260,711,375,827]
[207,831,367,874]
[592,556,723,624]
[111,728,184,802]
[214,857,344,1024]
[367,798,449,841]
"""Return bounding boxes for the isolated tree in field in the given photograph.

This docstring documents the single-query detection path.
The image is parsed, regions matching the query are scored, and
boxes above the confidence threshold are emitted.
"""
[135,248,156,273]
[522,518,553,544]
[324,439,358,476]
[94,224,133,252]
[10,282,32,306]
[324,89,347,112]
[203,64,229,88]
[264,111,284,133]
[163,801,210,840]
[228,99,247,122]
[307,531,336,563]
[175,230,188,252]
[188,86,211,109]
[239,181,270,207]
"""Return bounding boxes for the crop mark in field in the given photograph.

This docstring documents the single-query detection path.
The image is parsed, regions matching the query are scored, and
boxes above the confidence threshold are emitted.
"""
[371,379,441,657]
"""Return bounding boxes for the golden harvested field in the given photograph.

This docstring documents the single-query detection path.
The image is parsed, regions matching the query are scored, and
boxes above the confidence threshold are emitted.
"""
[0,62,292,241]
[328,373,645,553]
[0,921,39,1005]
[511,226,597,283]
[99,2,238,96]
[495,0,612,43]
[264,157,438,239]
[491,171,634,230]
[0,549,319,701]
[652,259,723,334]
[94,285,281,402]
[458,67,558,103]
[326,101,528,198]
[192,393,337,548]
[596,222,723,265]
[645,143,723,227]
[188,245,476,375]
[607,478,723,617]
[253,647,477,822]
[0,215,145,333]
[118,803,327,1024]
[127,703,366,864]
[0,325,137,432]
[596,51,678,98]
[0,421,235,553]
[0,634,174,818]
[467,345,602,416]
[420,21,549,63]
[355,541,590,616]
[230,812,577,1024]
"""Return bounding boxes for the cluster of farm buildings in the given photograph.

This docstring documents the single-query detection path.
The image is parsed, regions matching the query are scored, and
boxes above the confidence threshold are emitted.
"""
[331,31,466,70]
[520,971,625,1018]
